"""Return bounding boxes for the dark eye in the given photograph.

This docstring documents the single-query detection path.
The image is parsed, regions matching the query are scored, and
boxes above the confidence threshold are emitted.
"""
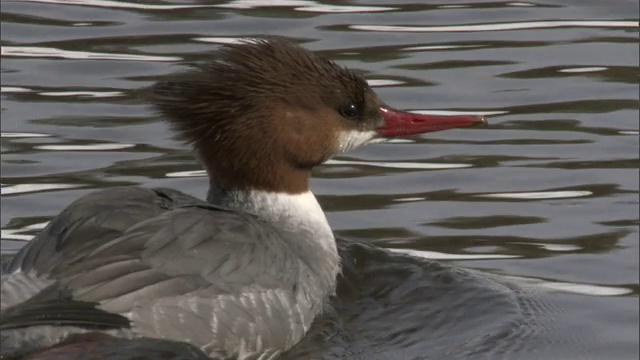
[339,103,360,119]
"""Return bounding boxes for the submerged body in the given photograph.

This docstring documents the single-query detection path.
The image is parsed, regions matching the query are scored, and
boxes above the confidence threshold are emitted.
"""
[2,188,553,360]
[0,37,496,359]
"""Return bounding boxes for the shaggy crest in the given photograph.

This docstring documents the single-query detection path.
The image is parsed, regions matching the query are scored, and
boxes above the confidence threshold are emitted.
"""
[150,37,381,193]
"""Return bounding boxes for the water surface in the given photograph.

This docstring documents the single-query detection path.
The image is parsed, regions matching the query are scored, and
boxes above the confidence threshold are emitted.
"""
[1,0,638,358]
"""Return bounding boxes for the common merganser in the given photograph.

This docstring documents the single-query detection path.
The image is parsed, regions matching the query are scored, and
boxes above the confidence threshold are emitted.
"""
[1,37,488,359]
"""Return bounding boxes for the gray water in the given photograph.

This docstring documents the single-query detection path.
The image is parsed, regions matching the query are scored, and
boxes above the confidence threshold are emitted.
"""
[1,0,638,358]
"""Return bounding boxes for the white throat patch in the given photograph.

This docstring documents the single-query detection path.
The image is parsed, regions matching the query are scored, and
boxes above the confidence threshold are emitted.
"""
[335,130,384,154]
[218,190,333,242]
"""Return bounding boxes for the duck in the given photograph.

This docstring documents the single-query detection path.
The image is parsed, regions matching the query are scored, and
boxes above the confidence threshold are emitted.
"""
[0,37,499,360]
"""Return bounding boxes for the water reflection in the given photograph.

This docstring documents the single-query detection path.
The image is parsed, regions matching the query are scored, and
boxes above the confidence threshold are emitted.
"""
[351,20,639,33]
[2,46,181,61]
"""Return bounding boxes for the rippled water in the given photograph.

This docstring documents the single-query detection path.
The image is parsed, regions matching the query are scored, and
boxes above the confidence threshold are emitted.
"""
[1,0,639,358]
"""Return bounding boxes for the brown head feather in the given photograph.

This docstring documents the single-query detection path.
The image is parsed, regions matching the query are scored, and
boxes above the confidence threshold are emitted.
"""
[150,36,382,193]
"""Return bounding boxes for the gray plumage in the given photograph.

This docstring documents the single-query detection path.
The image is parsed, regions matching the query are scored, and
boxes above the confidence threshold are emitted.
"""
[1,187,337,359]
